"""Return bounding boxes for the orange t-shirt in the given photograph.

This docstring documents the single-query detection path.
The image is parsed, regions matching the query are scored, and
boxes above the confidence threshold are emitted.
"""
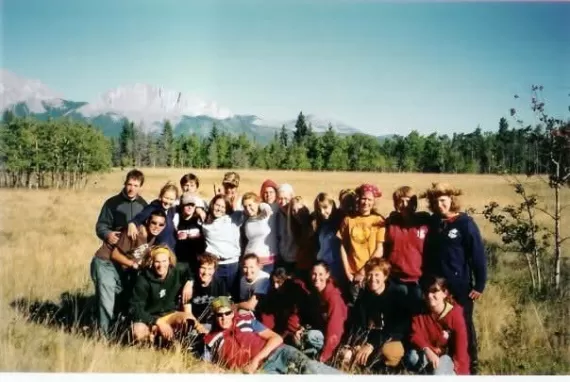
[337,214,385,275]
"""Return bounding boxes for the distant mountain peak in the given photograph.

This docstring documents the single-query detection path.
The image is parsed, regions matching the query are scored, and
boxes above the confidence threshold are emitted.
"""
[0,69,65,113]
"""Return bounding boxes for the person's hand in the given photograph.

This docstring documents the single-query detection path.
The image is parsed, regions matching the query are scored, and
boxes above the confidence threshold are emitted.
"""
[182,281,193,304]
[469,289,482,300]
[354,343,374,366]
[196,208,207,221]
[195,322,209,334]
[424,347,439,369]
[354,271,365,286]
[346,272,355,282]
[127,223,138,240]
[157,321,174,341]
[106,231,121,245]
[293,328,304,346]
[243,358,261,374]
[131,261,139,270]
[178,231,188,240]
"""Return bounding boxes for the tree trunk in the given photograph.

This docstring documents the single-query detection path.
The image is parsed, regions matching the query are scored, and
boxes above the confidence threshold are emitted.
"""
[554,183,561,290]
[525,252,537,291]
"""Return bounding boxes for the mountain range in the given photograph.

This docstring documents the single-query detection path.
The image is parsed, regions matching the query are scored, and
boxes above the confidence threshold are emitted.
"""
[0,69,374,143]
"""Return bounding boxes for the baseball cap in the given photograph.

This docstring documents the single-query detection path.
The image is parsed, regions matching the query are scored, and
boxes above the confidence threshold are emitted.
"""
[222,172,240,187]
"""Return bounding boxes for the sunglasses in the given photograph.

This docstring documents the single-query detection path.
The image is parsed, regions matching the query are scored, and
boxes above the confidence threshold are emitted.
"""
[149,221,166,227]
[215,310,233,318]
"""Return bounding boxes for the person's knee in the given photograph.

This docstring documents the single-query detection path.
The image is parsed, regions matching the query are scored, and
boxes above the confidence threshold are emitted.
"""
[132,323,151,342]
[304,330,324,350]
[382,341,405,367]
[404,349,421,369]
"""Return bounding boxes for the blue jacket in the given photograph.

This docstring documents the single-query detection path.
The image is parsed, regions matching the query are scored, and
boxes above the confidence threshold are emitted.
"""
[423,213,487,298]
[130,199,177,251]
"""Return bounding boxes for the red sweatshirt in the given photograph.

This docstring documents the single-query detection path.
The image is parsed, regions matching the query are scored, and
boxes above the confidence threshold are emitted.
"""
[384,212,430,282]
[309,281,348,363]
[410,303,470,375]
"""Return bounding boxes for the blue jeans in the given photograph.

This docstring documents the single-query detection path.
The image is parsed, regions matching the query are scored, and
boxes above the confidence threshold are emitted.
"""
[215,262,240,299]
[262,344,342,374]
[90,257,122,337]
[301,330,324,358]
[404,349,456,375]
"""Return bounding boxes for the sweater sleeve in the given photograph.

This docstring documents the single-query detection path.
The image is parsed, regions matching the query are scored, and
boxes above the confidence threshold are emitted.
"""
[388,290,410,342]
[95,199,114,242]
[465,217,487,293]
[130,275,154,326]
[450,308,471,375]
[129,202,158,226]
[320,292,347,362]
[409,315,432,351]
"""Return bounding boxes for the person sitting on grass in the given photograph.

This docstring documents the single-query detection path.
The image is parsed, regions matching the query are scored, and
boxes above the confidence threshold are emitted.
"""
[202,296,342,374]
[91,209,167,338]
[404,276,470,375]
[129,245,206,344]
[237,254,271,315]
[340,258,408,373]
[127,181,179,251]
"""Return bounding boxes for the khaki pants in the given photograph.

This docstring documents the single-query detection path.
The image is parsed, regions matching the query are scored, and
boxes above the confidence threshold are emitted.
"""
[132,311,193,342]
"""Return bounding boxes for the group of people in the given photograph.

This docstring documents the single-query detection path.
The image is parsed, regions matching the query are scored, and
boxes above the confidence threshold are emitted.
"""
[90,169,487,375]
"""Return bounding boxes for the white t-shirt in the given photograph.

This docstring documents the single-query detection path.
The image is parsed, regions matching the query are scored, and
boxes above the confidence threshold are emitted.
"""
[239,270,270,302]
[243,203,277,260]
[202,211,244,263]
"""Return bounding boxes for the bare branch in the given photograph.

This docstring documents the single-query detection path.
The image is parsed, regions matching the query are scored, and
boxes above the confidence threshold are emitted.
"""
[560,237,570,245]
[535,206,557,220]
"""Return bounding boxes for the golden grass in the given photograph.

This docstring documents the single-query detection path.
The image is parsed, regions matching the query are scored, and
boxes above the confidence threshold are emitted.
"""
[0,167,569,373]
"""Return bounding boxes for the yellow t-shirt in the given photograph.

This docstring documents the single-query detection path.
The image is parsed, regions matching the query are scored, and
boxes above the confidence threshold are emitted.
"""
[337,214,385,275]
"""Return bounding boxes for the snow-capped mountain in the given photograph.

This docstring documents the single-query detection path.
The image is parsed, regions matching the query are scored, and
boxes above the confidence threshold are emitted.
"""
[1,69,365,142]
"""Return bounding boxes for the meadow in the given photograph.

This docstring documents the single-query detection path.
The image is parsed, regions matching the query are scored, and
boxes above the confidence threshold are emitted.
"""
[1,168,569,374]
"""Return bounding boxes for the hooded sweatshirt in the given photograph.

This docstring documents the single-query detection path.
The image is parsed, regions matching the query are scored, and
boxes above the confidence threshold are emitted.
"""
[410,303,470,375]
[129,262,193,325]
[307,281,348,362]
[349,281,410,346]
[384,211,431,282]
[130,199,177,251]
[423,213,487,299]
[95,189,148,242]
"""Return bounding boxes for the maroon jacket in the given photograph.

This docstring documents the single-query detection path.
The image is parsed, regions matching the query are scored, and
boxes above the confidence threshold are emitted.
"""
[410,303,470,375]
[308,281,348,362]
[384,212,430,282]
[259,277,311,341]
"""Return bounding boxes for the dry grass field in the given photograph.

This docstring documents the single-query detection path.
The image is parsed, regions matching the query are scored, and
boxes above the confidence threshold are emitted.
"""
[1,168,569,374]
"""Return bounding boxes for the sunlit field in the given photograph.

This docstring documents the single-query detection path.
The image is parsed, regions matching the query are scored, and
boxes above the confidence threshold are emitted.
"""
[1,168,569,373]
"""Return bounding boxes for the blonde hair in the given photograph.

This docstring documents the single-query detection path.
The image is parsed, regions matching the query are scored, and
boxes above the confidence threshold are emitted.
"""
[242,191,262,205]
[142,245,177,269]
[159,181,180,199]
[313,192,341,231]
[392,186,418,211]
[421,182,462,213]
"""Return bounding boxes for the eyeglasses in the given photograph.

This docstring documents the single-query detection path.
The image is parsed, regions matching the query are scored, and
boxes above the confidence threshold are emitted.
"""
[215,310,233,318]
[149,221,166,227]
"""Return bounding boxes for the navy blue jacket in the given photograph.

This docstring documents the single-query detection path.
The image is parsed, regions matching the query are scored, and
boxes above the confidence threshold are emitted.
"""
[423,213,487,298]
[130,199,177,251]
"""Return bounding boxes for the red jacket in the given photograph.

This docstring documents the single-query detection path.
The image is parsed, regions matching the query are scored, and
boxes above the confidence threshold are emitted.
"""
[384,212,430,282]
[260,278,311,340]
[204,311,267,370]
[308,281,348,362]
[410,303,470,375]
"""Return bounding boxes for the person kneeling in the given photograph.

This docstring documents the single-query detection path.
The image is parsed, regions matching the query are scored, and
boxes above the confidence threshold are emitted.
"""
[129,245,201,344]
[403,276,470,375]
[202,296,342,375]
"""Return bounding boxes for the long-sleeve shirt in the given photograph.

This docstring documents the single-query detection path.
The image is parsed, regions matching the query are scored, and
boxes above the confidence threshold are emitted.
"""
[130,199,177,251]
[243,203,277,264]
[95,189,147,242]
[409,303,470,375]
[202,211,244,264]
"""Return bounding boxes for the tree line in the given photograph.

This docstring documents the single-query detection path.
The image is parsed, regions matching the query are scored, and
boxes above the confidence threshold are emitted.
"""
[113,111,567,175]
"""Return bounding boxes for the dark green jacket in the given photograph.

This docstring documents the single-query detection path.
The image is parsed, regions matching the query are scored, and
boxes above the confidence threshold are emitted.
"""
[95,189,147,242]
[130,263,193,325]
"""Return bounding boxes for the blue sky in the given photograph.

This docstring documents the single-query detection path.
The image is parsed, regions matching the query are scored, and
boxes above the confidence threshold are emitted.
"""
[3,0,569,135]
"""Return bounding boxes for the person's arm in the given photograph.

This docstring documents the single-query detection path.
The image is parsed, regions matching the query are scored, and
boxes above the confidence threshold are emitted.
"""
[466,217,487,296]
[130,275,154,325]
[95,200,114,242]
[337,217,353,281]
[319,292,347,363]
[371,220,385,259]
[409,315,432,351]
[129,203,157,226]
[110,228,140,269]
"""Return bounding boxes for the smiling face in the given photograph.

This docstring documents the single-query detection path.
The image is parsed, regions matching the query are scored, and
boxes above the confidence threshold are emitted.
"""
[198,263,215,286]
[212,197,227,218]
[182,181,198,193]
[367,268,387,294]
[152,252,170,279]
[359,191,374,215]
[182,202,196,217]
[242,258,260,282]
[311,264,330,292]
[215,308,234,330]
[160,190,177,209]
[425,284,448,313]
[278,190,292,207]
[436,195,453,217]
[224,184,238,201]
[263,187,277,204]
[243,198,260,217]
[147,215,166,236]
[396,195,416,216]
[318,201,334,220]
